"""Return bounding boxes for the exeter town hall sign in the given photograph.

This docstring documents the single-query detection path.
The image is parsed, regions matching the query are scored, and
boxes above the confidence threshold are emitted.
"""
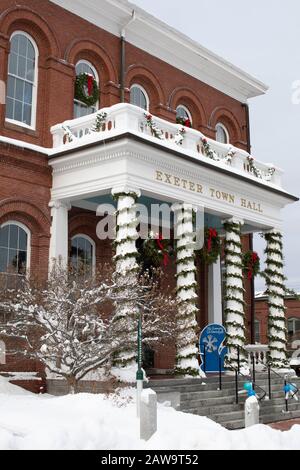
[155,170,264,214]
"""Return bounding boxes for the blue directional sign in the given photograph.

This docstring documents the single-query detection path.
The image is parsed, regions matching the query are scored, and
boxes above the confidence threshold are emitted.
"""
[199,324,227,373]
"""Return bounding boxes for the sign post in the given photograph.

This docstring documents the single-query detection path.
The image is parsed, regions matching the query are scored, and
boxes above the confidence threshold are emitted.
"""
[136,315,144,418]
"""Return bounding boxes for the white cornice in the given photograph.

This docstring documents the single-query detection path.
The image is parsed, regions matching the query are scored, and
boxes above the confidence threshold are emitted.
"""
[51,0,268,102]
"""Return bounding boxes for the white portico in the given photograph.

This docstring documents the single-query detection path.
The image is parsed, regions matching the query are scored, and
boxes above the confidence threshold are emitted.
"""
[47,103,298,373]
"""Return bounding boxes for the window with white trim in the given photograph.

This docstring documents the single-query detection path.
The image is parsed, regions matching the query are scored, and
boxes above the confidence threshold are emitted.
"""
[74,60,99,118]
[130,84,149,111]
[6,32,38,128]
[254,319,261,344]
[0,222,30,288]
[216,123,229,144]
[70,235,95,276]
[288,317,300,336]
[176,105,192,125]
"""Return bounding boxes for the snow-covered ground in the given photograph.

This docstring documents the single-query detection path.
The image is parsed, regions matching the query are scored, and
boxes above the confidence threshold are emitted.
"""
[0,377,300,450]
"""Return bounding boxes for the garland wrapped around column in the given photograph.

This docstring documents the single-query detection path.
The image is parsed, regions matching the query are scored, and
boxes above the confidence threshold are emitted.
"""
[111,188,141,381]
[223,218,247,370]
[264,230,288,369]
[173,203,199,377]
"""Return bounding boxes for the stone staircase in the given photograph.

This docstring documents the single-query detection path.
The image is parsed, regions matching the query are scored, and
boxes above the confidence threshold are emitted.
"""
[146,373,300,430]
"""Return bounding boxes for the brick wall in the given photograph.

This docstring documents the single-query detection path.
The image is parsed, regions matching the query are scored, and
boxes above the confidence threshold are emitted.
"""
[255,297,300,347]
[0,0,253,385]
[0,0,249,148]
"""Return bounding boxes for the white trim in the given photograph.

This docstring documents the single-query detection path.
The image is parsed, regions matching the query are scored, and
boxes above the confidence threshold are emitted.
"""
[130,83,149,111]
[5,31,39,130]
[5,118,36,131]
[0,220,31,274]
[176,105,192,123]
[71,233,96,273]
[216,122,229,144]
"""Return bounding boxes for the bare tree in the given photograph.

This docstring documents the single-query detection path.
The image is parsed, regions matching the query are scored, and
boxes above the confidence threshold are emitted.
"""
[0,265,177,392]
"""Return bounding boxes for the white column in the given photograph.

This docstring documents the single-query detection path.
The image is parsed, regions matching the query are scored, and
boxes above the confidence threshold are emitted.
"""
[264,229,288,369]
[223,217,247,371]
[111,187,141,383]
[172,203,199,377]
[49,200,71,268]
[208,256,223,325]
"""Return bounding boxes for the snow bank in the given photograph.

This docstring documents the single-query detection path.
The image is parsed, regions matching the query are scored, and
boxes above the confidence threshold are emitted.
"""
[0,376,31,396]
[0,385,300,450]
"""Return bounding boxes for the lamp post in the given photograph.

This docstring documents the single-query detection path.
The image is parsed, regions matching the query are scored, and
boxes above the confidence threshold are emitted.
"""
[136,314,144,418]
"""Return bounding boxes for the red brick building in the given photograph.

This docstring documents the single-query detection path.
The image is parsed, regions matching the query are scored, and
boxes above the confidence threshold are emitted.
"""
[255,294,300,351]
[0,0,297,387]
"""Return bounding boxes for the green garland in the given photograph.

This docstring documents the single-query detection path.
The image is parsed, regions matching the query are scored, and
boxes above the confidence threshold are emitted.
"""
[198,227,221,265]
[112,190,140,371]
[223,220,247,370]
[75,73,99,107]
[174,205,199,377]
[264,230,288,368]
[92,111,107,132]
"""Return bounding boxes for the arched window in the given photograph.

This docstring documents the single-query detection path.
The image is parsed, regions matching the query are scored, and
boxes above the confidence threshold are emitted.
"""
[0,222,30,287]
[0,340,6,365]
[130,84,149,111]
[216,123,229,144]
[70,235,95,275]
[176,105,192,126]
[6,32,38,128]
[74,60,99,118]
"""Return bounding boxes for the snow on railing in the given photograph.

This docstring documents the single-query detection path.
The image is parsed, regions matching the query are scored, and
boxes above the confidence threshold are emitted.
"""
[50,103,283,188]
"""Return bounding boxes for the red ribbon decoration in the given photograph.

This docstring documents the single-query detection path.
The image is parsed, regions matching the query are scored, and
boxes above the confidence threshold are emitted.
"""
[87,75,94,96]
[156,234,169,267]
[247,252,259,280]
[207,228,218,253]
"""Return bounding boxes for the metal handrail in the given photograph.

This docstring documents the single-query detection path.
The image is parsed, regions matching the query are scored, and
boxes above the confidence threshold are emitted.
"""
[249,354,299,411]
[232,365,267,404]
[200,345,267,402]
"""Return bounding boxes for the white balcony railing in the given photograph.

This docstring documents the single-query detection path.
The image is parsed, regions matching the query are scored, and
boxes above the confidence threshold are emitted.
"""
[50,103,283,188]
[245,344,269,371]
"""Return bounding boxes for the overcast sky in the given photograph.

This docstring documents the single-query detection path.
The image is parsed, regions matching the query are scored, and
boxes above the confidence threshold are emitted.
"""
[133,0,300,292]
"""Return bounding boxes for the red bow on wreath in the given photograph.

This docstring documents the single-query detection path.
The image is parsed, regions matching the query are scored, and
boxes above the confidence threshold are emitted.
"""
[207,228,218,253]
[247,252,259,280]
[87,75,94,96]
[156,234,169,267]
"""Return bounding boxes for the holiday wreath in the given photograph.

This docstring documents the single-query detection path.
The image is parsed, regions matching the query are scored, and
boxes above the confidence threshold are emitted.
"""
[199,227,221,265]
[139,232,170,270]
[176,116,192,128]
[75,73,99,107]
[242,250,260,280]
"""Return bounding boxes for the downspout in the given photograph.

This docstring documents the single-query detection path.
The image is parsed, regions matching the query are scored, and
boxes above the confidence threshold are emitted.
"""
[120,10,136,103]
[243,102,255,344]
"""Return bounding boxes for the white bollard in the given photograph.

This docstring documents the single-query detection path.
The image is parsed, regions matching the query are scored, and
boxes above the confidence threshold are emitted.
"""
[140,389,157,441]
[245,395,260,428]
[136,379,143,418]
